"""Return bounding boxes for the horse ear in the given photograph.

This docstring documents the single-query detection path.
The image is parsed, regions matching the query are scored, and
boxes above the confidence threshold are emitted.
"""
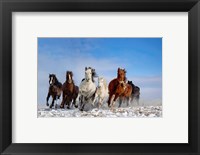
[122,68,126,73]
[118,68,120,72]
[85,67,87,71]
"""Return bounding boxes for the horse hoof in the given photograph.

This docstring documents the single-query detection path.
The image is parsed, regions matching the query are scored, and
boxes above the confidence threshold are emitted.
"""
[50,105,52,109]
[67,106,70,109]
[46,103,49,106]
[60,105,64,108]
[75,105,78,108]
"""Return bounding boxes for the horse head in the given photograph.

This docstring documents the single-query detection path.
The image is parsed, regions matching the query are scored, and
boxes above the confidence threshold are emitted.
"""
[66,71,73,83]
[128,80,135,88]
[117,68,127,81]
[85,67,97,82]
[49,74,56,86]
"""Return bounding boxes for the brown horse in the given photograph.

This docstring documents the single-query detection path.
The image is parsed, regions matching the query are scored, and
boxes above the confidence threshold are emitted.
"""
[60,71,79,109]
[107,68,132,109]
[46,74,62,109]
[117,81,133,107]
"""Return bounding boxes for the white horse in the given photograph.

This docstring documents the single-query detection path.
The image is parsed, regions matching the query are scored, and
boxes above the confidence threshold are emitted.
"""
[92,77,109,108]
[79,67,97,111]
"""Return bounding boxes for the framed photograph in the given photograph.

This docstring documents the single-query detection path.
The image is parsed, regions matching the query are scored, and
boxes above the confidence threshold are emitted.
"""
[0,0,200,154]
[37,37,162,118]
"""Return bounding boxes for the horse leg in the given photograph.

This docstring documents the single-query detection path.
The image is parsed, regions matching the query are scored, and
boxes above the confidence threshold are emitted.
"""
[50,96,56,108]
[80,99,85,111]
[111,94,119,110]
[74,100,78,108]
[118,97,123,108]
[79,95,83,110]
[46,92,50,106]
[80,104,85,111]
[55,97,58,109]
[55,95,60,109]
[66,98,71,109]
[80,96,86,111]
[60,95,65,108]
[72,97,78,108]
[126,97,130,107]
[107,94,111,107]
[130,94,134,104]
[69,98,73,108]
[73,92,79,108]
[92,93,97,107]
[58,95,61,107]
[108,93,114,107]
[110,94,115,107]
[79,95,84,111]
[136,95,140,106]
[98,97,103,108]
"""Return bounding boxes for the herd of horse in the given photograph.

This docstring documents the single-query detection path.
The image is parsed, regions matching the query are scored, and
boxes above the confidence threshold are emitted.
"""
[46,67,140,111]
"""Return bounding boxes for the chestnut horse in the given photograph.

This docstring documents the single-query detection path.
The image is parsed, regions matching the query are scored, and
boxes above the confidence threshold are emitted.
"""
[60,71,79,109]
[46,74,62,109]
[107,68,132,109]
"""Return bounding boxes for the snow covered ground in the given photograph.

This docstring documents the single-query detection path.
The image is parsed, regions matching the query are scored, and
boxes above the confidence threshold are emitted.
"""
[38,101,162,118]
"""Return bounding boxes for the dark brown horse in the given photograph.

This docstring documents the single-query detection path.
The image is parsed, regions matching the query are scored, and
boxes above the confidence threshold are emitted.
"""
[46,74,62,109]
[60,71,79,109]
[107,68,132,109]
[127,81,140,105]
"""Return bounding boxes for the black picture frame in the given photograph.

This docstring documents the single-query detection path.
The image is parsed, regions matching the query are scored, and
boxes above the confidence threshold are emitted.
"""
[0,0,200,154]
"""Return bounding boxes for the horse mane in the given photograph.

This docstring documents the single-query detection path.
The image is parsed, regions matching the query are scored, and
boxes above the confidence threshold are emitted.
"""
[102,78,107,89]
[54,76,59,83]
[98,77,107,88]
[53,75,62,88]
[92,71,97,82]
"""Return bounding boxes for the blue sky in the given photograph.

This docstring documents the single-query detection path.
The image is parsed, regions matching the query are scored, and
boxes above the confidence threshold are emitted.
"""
[38,38,162,105]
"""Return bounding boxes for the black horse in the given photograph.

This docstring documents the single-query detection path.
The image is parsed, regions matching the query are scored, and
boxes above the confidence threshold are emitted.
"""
[127,81,140,105]
[46,74,62,108]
